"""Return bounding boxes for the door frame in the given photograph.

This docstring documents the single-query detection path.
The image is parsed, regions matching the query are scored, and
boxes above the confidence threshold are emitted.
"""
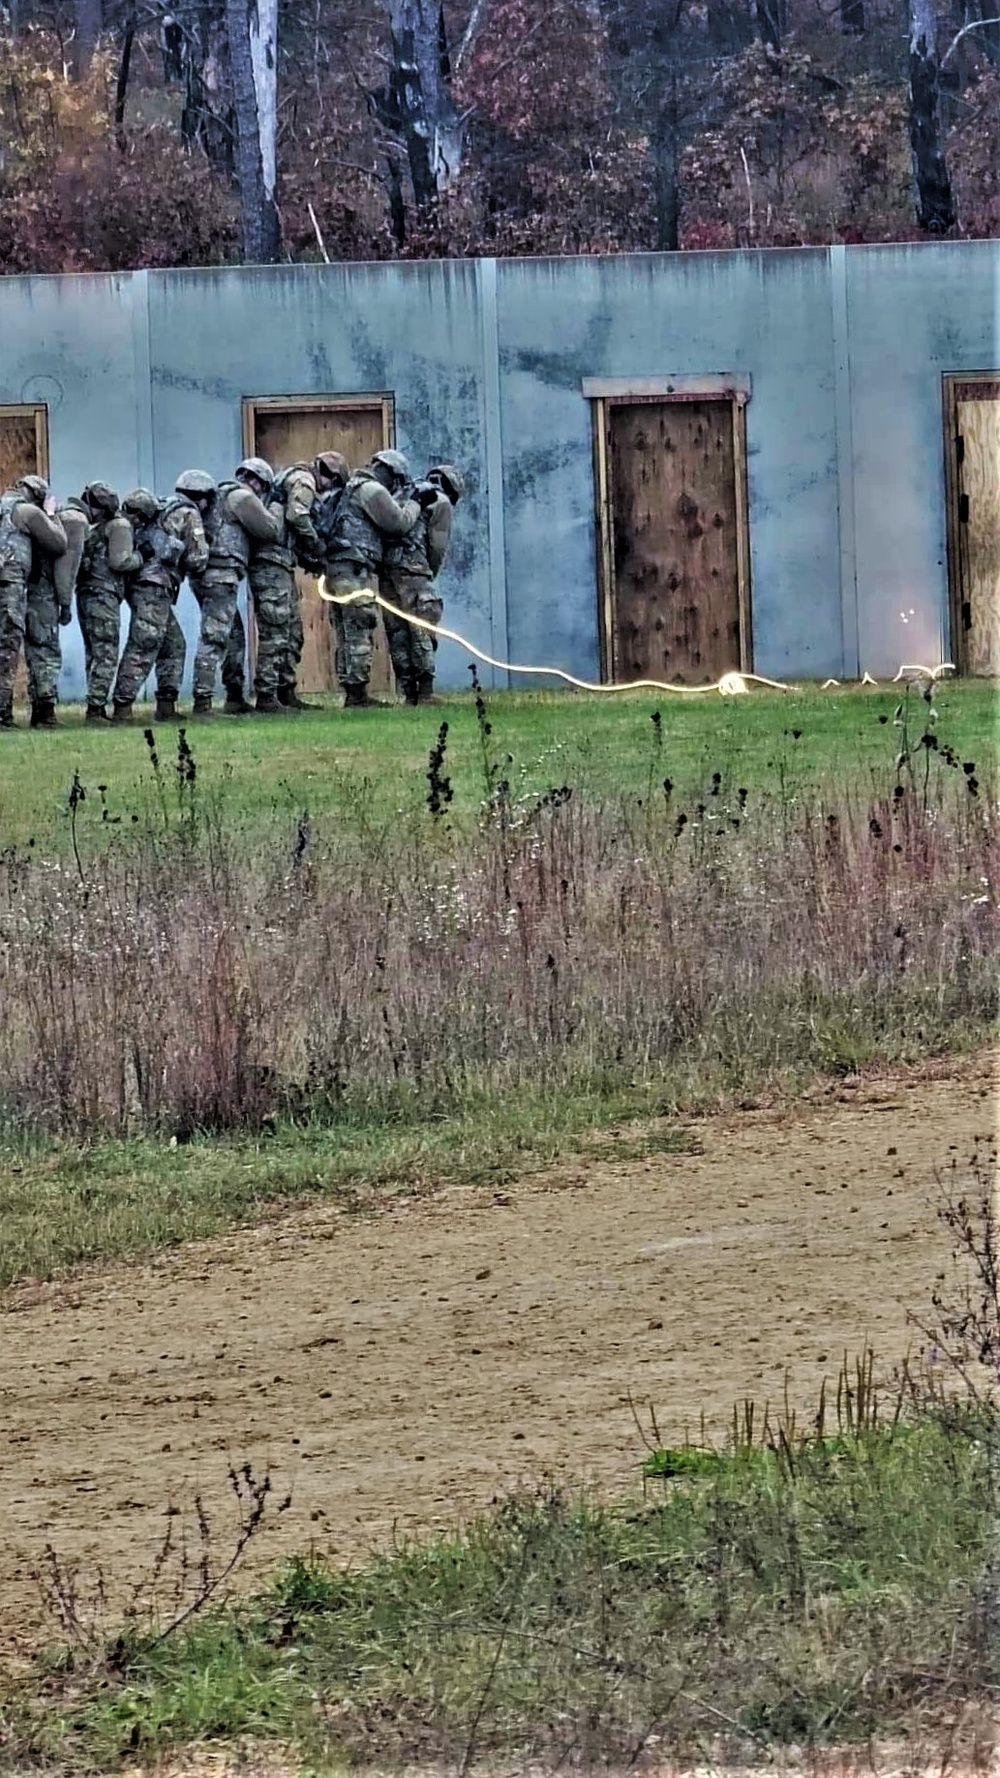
[239,393,396,691]
[241,391,396,459]
[583,376,752,683]
[942,370,1000,677]
[0,402,50,479]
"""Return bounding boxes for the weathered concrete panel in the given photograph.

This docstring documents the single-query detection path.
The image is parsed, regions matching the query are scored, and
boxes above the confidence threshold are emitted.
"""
[145,260,492,691]
[495,250,843,682]
[0,272,147,693]
[846,241,1000,675]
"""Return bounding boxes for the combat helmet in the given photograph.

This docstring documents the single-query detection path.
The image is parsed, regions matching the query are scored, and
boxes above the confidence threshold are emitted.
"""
[122,487,160,520]
[369,448,410,481]
[427,463,465,502]
[235,456,274,489]
[16,474,49,505]
[81,480,119,514]
[174,469,216,498]
[313,450,349,486]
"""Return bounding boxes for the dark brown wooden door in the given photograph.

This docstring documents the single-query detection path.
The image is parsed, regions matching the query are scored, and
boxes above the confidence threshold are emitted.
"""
[0,406,46,707]
[608,400,742,685]
[953,385,1000,676]
[252,403,394,697]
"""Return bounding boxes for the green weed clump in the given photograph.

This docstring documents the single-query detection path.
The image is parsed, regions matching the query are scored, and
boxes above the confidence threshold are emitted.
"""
[12,1392,996,1772]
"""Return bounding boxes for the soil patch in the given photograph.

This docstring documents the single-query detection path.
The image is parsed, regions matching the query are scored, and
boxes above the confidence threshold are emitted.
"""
[1,1054,996,1659]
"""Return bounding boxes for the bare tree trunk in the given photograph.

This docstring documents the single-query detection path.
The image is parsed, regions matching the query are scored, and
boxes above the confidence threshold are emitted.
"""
[178,4,235,174]
[114,7,136,148]
[73,0,102,74]
[373,0,463,217]
[909,0,956,231]
[225,0,282,262]
[753,0,781,49]
[652,78,680,250]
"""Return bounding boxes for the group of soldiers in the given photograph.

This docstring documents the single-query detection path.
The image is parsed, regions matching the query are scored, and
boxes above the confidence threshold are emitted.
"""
[0,446,464,727]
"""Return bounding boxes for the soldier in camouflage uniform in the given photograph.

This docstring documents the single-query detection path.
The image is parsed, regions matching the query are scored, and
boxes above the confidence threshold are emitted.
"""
[323,449,420,708]
[273,451,349,711]
[111,482,209,722]
[381,462,464,706]
[24,494,89,727]
[234,455,302,714]
[0,475,68,730]
[76,482,142,723]
[190,461,279,716]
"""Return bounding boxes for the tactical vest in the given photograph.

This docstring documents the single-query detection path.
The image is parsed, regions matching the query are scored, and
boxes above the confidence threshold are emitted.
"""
[313,487,344,555]
[384,499,432,579]
[132,511,184,593]
[81,513,131,599]
[204,481,251,579]
[0,494,34,590]
[328,473,386,569]
[252,466,297,573]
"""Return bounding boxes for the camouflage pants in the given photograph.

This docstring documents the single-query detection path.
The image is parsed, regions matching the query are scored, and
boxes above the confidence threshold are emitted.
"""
[192,577,244,700]
[0,581,26,711]
[279,580,305,697]
[248,565,293,697]
[381,571,440,686]
[25,582,62,704]
[327,561,378,688]
[113,588,187,706]
[77,588,123,711]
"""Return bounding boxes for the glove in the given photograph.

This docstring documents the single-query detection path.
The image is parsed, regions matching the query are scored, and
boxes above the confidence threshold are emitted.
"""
[58,603,72,627]
[139,537,157,562]
[415,481,439,509]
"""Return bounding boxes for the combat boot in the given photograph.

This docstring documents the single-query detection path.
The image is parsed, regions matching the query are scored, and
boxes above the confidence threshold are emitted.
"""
[30,699,58,729]
[400,678,419,707]
[278,686,318,712]
[154,696,178,723]
[112,702,133,725]
[0,701,14,730]
[254,692,283,714]
[86,704,111,724]
[223,690,253,715]
[416,673,440,706]
[192,694,214,719]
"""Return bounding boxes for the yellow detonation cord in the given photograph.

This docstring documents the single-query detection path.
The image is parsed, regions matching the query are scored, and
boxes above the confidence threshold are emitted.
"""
[318,582,792,697]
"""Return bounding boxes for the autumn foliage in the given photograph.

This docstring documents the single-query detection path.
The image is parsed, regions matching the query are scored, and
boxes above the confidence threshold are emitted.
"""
[1,0,999,274]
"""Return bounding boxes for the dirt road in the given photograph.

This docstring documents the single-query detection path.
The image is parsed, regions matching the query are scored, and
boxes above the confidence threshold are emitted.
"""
[1,1055,996,1658]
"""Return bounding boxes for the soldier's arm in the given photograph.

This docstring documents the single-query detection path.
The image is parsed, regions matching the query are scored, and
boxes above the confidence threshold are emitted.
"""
[53,508,89,608]
[356,483,420,537]
[19,505,68,557]
[182,510,210,578]
[425,496,453,575]
[284,472,322,553]
[106,514,143,575]
[229,485,280,543]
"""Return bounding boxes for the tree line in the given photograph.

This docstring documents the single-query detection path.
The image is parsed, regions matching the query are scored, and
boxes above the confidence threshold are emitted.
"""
[0,0,997,272]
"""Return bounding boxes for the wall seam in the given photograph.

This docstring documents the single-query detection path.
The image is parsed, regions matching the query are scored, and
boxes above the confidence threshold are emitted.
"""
[478,256,509,687]
[129,269,156,494]
[830,243,860,679]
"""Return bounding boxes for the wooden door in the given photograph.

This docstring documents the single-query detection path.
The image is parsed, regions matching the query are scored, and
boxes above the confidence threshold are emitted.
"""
[247,398,395,697]
[603,399,746,685]
[0,405,48,706]
[952,384,1000,676]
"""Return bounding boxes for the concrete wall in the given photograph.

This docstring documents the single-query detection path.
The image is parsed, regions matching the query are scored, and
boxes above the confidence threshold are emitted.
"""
[0,242,996,700]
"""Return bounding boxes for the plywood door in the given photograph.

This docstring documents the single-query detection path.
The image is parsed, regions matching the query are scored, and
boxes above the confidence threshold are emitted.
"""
[956,393,1000,676]
[253,405,394,697]
[608,400,741,685]
[0,408,45,706]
